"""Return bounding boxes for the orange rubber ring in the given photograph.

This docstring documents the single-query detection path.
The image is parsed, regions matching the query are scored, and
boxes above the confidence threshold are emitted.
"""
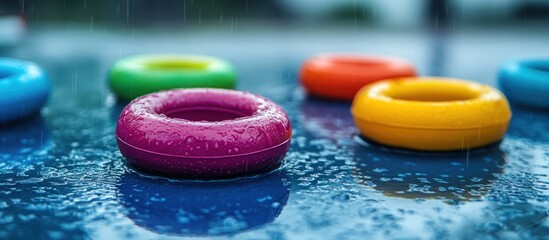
[299,54,417,100]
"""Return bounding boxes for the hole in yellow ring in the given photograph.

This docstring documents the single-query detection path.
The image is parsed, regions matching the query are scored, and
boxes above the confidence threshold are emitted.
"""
[144,58,210,70]
[383,81,482,102]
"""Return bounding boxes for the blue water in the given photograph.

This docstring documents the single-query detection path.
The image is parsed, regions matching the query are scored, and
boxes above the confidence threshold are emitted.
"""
[1,28,548,240]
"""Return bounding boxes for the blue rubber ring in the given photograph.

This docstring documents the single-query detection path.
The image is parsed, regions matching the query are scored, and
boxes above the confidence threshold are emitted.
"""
[0,58,50,124]
[498,59,549,109]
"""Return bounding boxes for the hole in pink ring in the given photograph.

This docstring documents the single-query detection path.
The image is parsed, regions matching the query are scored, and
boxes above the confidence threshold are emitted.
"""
[163,107,252,122]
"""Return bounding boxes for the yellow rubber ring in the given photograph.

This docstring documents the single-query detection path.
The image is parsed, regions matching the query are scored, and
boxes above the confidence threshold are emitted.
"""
[351,77,512,151]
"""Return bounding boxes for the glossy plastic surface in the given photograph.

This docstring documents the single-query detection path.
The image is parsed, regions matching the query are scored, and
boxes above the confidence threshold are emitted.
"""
[1,29,548,240]
[0,58,50,124]
[498,59,549,109]
[109,54,237,101]
[352,78,512,151]
[300,54,416,100]
[116,88,292,178]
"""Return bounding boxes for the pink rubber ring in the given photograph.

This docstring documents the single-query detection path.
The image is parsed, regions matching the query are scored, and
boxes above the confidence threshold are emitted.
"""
[115,88,292,179]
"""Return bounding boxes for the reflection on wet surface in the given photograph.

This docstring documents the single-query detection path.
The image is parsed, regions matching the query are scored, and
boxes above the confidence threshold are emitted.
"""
[0,116,51,158]
[507,105,549,142]
[0,29,548,239]
[118,170,290,236]
[354,137,505,203]
[299,98,355,140]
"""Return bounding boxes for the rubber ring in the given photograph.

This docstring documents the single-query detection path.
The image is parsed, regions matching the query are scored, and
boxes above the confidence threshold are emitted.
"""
[108,54,237,101]
[115,88,292,178]
[351,77,512,151]
[498,59,549,109]
[300,54,416,100]
[0,58,50,124]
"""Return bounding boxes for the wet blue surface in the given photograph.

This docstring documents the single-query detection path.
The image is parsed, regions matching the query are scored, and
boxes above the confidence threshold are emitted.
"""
[0,28,548,239]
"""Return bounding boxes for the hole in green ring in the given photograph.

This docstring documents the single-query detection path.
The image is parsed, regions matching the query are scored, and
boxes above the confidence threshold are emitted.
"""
[144,59,210,70]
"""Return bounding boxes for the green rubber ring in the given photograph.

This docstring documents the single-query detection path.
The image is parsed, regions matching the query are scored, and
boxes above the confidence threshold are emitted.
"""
[108,54,237,101]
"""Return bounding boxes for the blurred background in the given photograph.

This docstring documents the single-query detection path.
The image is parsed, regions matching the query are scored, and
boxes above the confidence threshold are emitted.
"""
[2,0,549,28]
[1,0,549,84]
[1,2,549,239]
